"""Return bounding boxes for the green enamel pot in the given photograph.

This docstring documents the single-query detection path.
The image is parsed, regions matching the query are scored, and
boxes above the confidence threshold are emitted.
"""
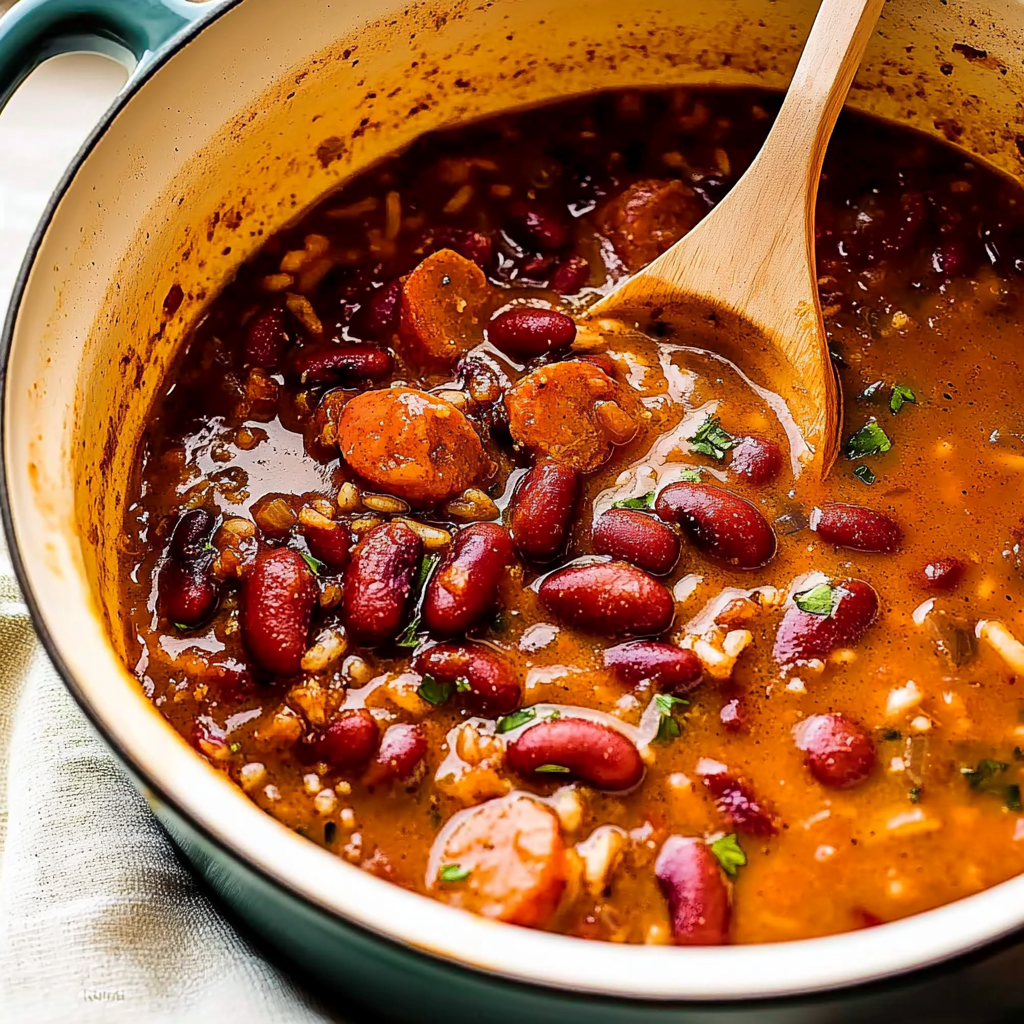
[3,0,1024,1019]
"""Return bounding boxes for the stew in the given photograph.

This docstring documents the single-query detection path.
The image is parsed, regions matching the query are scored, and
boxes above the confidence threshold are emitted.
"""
[120,88,1024,945]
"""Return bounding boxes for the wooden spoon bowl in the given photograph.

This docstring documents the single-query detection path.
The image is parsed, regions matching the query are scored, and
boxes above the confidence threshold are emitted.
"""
[586,0,886,478]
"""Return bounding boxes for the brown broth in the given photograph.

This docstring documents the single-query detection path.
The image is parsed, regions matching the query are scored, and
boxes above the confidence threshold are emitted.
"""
[120,88,1024,945]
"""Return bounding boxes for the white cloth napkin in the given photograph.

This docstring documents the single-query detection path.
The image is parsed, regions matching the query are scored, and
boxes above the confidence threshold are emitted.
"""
[0,50,337,1024]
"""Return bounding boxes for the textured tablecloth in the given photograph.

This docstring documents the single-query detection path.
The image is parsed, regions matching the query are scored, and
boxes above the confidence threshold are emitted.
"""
[0,48,336,1024]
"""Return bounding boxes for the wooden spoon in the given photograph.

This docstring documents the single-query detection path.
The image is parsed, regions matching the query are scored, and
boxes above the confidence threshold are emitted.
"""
[587,0,885,476]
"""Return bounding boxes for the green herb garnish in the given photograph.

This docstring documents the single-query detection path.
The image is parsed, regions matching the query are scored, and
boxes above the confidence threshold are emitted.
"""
[678,468,702,483]
[455,677,471,693]
[396,552,441,648]
[438,863,471,883]
[202,541,217,554]
[845,420,892,459]
[688,415,738,461]
[612,492,655,510]
[535,764,571,774]
[229,742,241,754]
[654,693,688,744]
[496,707,537,734]
[793,583,835,617]
[909,786,921,804]
[300,551,326,575]
[890,384,917,414]
[547,709,562,721]
[173,622,190,631]
[417,674,455,707]
[853,464,876,485]
[709,833,747,876]
[961,759,1010,789]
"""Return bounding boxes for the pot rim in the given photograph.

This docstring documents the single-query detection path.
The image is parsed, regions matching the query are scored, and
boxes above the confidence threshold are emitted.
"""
[4,0,1024,1004]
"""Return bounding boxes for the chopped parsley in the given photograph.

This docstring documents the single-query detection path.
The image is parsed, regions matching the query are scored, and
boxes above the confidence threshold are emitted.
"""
[535,764,571,774]
[547,709,562,721]
[909,786,921,804]
[228,742,241,754]
[960,758,1023,811]
[709,833,747,876]
[612,492,655,510]
[438,864,471,883]
[688,415,738,461]
[300,551,325,575]
[173,622,190,631]
[202,540,217,554]
[455,677,471,693]
[853,464,876,485]
[889,383,917,414]
[961,759,1010,788]
[417,674,454,706]
[678,468,703,483]
[846,420,892,459]
[793,582,835,617]
[859,380,884,401]
[654,693,688,744]
[396,552,441,648]
[496,707,536,734]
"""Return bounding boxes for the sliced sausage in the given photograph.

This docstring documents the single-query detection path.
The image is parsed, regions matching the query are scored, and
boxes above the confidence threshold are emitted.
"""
[337,387,490,506]
[429,795,567,927]
[595,179,705,271]
[398,249,490,365]
[505,361,639,473]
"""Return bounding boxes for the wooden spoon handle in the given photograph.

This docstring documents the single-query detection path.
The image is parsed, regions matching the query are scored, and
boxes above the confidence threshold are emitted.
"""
[752,0,886,234]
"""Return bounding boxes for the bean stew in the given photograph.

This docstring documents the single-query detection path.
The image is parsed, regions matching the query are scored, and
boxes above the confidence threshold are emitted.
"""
[121,89,1024,945]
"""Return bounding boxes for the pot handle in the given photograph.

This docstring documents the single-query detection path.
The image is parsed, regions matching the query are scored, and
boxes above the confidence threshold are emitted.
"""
[0,0,221,111]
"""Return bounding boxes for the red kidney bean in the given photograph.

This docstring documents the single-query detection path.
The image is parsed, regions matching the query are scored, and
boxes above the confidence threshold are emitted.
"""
[429,227,494,269]
[520,254,555,280]
[414,642,521,715]
[508,460,579,561]
[507,718,644,791]
[285,341,394,387]
[343,522,423,645]
[811,503,903,553]
[773,578,879,666]
[655,836,731,945]
[603,641,703,696]
[160,509,218,626]
[488,308,577,358]
[731,435,783,485]
[538,561,674,637]
[353,278,402,338]
[549,255,590,294]
[316,710,380,769]
[365,723,427,785]
[244,307,291,370]
[918,557,966,592]
[795,713,876,789]
[169,508,214,560]
[592,508,681,576]
[241,548,318,675]
[507,200,569,252]
[698,763,779,837]
[422,523,513,636]
[303,519,351,571]
[655,483,776,569]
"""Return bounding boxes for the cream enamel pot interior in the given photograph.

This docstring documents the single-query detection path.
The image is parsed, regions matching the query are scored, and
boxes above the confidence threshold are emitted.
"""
[4,0,1024,1016]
